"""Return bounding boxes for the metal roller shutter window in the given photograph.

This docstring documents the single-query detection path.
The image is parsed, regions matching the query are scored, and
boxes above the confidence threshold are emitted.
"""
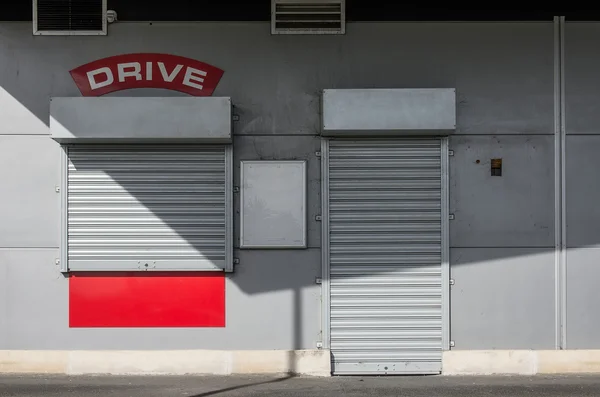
[328,139,443,375]
[66,145,228,271]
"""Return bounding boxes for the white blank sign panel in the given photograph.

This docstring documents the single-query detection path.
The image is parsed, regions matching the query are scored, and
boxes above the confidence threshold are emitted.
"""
[240,160,307,248]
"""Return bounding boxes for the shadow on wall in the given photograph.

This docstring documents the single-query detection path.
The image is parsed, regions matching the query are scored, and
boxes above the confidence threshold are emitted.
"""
[58,110,558,294]
[1,83,563,350]
[0,17,575,354]
[55,101,561,352]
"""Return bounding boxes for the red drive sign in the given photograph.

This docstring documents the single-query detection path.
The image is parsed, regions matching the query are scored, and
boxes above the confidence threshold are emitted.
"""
[70,53,224,97]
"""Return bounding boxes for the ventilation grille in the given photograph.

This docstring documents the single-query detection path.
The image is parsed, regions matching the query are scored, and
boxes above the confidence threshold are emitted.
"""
[271,0,345,34]
[34,0,106,35]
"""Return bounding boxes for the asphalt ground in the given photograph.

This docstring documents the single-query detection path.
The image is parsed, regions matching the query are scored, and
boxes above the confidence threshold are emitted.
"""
[2,374,600,396]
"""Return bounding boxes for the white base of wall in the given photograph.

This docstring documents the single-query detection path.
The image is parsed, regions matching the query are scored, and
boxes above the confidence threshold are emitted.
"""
[4,350,600,376]
[0,349,331,376]
[443,350,600,375]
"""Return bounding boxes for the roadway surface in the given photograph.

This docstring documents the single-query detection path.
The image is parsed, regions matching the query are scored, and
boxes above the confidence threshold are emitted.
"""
[2,374,600,396]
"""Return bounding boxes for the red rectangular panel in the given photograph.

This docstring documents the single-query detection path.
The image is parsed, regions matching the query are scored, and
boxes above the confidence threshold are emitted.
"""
[69,272,225,328]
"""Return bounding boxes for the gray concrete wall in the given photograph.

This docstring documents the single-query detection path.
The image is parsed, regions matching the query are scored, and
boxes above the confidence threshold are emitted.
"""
[449,135,556,349]
[0,21,558,350]
[565,22,600,349]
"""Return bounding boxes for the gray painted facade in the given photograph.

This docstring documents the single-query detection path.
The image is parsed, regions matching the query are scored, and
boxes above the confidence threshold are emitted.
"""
[565,23,600,349]
[0,20,596,352]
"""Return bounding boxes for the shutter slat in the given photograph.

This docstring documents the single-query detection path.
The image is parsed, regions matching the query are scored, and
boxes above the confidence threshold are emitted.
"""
[67,145,227,271]
[328,139,443,375]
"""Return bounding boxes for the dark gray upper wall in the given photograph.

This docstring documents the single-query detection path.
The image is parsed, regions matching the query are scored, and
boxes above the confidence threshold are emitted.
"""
[0,21,557,252]
[564,23,600,246]
[450,135,555,248]
[565,22,600,134]
[0,22,554,136]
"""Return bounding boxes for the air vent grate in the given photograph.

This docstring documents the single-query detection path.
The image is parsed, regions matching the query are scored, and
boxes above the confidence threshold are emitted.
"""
[34,0,106,35]
[272,0,345,34]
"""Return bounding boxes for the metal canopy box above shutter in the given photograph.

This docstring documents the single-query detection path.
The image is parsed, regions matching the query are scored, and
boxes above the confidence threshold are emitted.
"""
[321,89,456,136]
[50,97,232,143]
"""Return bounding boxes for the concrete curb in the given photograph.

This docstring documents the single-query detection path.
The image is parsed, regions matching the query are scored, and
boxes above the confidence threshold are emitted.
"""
[0,349,331,376]
[443,350,600,375]
[4,350,600,376]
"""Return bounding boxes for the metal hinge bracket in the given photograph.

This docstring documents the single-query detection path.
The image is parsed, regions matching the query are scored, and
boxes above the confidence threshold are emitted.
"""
[315,151,321,157]
[449,150,454,156]
[450,279,455,286]
[315,277,322,284]
[449,214,455,220]
[233,186,240,193]
[316,341,323,349]
[233,258,240,265]
[315,215,322,221]
[450,340,455,348]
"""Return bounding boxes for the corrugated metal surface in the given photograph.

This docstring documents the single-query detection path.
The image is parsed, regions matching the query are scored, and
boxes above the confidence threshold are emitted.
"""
[328,139,443,375]
[67,145,227,271]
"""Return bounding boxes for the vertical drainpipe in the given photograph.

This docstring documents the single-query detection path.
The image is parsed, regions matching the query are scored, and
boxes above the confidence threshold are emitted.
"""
[554,15,567,350]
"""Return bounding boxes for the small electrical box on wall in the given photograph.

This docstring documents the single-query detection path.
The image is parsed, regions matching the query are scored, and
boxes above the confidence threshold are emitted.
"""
[491,158,502,176]
[240,160,307,249]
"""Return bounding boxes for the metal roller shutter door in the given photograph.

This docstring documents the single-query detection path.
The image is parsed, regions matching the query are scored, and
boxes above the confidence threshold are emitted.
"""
[328,139,444,375]
[66,145,228,272]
